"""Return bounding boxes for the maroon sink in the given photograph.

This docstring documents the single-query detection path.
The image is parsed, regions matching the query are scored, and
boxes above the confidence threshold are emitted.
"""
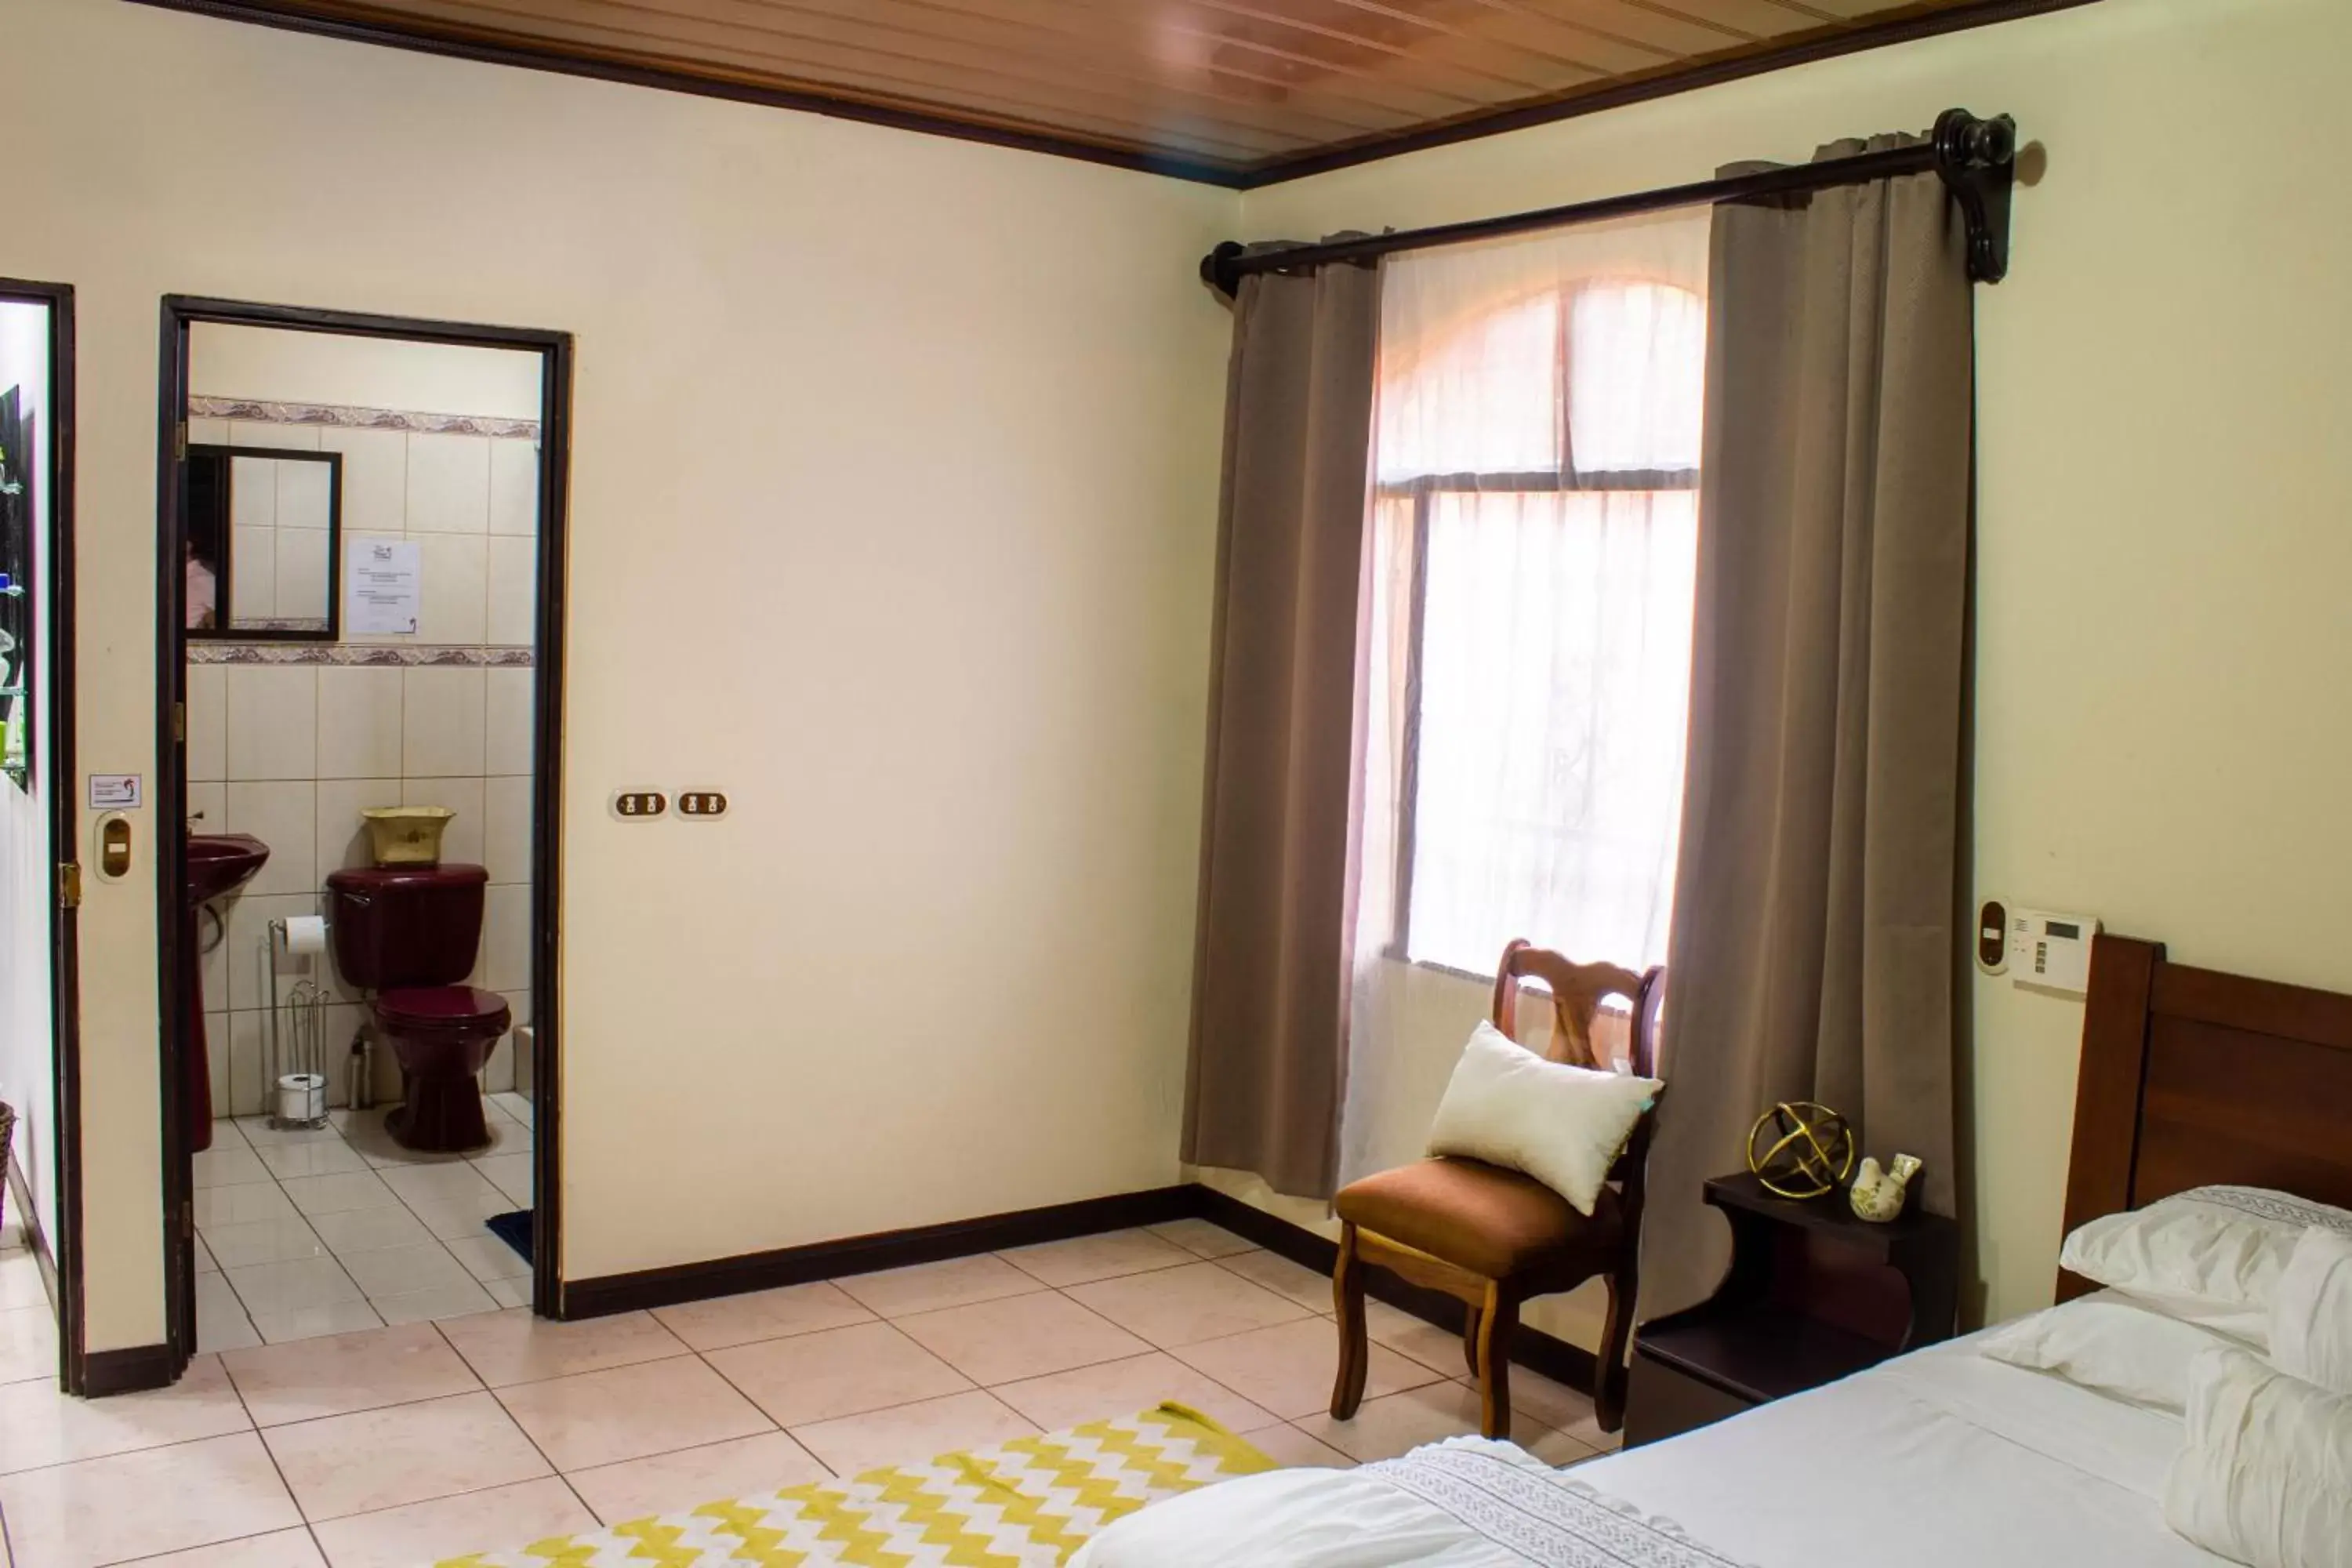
[185,834,271,1152]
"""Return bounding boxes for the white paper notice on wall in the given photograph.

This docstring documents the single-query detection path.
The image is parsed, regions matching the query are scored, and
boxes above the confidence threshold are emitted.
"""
[347,539,421,635]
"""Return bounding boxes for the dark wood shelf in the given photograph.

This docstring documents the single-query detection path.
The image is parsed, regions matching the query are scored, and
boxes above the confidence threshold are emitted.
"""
[1637,1300,1898,1403]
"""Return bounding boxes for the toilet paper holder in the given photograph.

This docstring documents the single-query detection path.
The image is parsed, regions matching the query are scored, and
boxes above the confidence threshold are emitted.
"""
[265,916,333,1131]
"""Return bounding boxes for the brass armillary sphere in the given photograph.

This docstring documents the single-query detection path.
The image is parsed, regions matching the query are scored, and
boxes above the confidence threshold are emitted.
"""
[1745,1102,1856,1200]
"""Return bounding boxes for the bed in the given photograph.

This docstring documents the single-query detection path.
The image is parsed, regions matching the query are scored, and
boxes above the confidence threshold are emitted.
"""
[1074,933,2352,1566]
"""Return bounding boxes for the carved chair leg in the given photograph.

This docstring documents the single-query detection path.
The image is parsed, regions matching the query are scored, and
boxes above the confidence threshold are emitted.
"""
[1461,1306,1483,1375]
[1330,1222,1370,1421]
[1474,1280,1515,1441]
[1594,1271,1634,1434]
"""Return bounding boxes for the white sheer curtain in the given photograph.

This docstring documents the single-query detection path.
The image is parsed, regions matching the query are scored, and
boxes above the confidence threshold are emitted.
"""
[1339,209,1710,1186]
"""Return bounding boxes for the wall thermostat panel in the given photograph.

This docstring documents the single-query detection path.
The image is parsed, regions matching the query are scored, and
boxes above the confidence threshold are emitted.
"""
[2007,906,2099,996]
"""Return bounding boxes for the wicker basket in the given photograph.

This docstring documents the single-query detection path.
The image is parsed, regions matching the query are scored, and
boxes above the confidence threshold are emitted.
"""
[0,1100,14,1232]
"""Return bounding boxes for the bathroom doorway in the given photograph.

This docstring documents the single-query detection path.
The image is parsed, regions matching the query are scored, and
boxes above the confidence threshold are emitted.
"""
[155,299,571,1372]
[0,279,82,1389]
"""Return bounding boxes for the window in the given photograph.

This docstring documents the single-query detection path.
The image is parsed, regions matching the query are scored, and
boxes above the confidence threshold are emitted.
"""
[1364,216,1708,978]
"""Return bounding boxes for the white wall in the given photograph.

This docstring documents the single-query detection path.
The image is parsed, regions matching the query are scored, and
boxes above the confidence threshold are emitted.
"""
[0,299,57,1251]
[5,0,1233,1349]
[190,325,541,422]
[1239,0,2352,1330]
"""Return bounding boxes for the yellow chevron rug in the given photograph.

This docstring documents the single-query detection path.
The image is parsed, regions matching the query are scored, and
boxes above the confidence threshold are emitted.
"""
[435,1403,1276,1566]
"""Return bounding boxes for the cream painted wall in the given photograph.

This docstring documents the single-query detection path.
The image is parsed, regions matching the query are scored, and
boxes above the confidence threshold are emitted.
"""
[5,0,1234,1348]
[1239,0,2352,1330]
[190,325,542,421]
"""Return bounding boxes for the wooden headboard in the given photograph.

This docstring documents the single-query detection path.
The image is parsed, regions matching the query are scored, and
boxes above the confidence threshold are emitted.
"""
[2057,933,2352,1298]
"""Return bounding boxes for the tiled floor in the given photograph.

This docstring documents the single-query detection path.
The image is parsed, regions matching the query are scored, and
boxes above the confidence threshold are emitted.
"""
[0,1214,1619,1567]
[195,1098,539,1348]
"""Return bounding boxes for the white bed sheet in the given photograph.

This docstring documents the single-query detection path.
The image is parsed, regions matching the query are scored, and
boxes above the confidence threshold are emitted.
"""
[1074,1320,2236,1566]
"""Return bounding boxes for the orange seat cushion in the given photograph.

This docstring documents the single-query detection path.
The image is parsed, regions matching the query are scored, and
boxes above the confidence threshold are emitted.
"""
[1335,1157,1622,1280]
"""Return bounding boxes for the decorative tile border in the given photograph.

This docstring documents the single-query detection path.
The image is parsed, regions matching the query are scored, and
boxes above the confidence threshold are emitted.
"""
[190,394,539,441]
[189,642,534,667]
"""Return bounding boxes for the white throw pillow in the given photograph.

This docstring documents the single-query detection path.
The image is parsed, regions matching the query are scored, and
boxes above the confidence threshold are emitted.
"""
[1980,1291,2245,1414]
[2274,1228,2352,1397]
[2060,1187,2352,1348]
[2165,1347,2352,1568]
[1424,1021,1661,1217]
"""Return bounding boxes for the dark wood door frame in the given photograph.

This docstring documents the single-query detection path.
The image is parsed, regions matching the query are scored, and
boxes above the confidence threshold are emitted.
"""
[155,298,574,1376]
[0,279,84,1390]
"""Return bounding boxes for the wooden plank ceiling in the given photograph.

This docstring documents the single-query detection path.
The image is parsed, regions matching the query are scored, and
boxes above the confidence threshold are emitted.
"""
[165,0,2077,183]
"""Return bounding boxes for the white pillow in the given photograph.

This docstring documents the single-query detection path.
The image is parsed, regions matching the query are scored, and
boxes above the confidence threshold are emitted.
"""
[1425,1021,1661,1218]
[2164,1347,2352,1568]
[2060,1187,2352,1348]
[1980,1292,2245,1414]
[2274,1228,2352,1397]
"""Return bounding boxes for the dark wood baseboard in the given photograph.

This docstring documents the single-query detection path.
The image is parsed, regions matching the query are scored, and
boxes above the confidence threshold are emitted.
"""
[561,1185,1199,1319]
[564,1180,1597,1399]
[82,1343,177,1397]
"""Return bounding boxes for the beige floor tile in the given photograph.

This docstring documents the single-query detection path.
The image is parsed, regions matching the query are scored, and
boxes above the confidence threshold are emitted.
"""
[1293,1381,1550,1463]
[194,1182,301,1229]
[263,1390,550,1520]
[894,1292,1149,1386]
[195,1236,220,1276]
[989,1350,1276,1435]
[237,1117,339,1148]
[0,1431,302,1567]
[482,1278,533,1310]
[1214,1248,1337,1313]
[0,1250,50,1309]
[0,1354,250,1474]
[375,1163,500,1209]
[434,1307,689,1388]
[279,1173,401,1218]
[787,1390,1036,1479]
[201,1218,328,1271]
[224,1258,364,1318]
[564,1431,831,1524]
[1522,1425,1603,1466]
[442,1236,532,1284]
[1365,1299,1473,1374]
[0,1301,61,1384]
[996,1229,1196,1288]
[252,1301,387,1346]
[118,1526,328,1566]
[649,1281,873,1352]
[1171,1317,1439,1420]
[832,1255,1044,1318]
[1470,1364,1600,1442]
[703,1320,973,1428]
[335,1242,477,1300]
[1145,1220,1260,1259]
[194,1145,274,1189]
[304,1205,433,1257]
[1065,1261,1310,1348]
[1239,1422,1358,1468]
[494,1355,773,1472]
[198,1276,264,1353]
[470,1153,535,1206]
[307,1476,593,1568]
[223,1320,481,1427]
[400,1192,516,1242]
[370,1281,502,1326]
[256,1141,372,1180]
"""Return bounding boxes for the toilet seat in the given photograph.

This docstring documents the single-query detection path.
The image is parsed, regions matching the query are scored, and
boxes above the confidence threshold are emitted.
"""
[375,985,510,1036]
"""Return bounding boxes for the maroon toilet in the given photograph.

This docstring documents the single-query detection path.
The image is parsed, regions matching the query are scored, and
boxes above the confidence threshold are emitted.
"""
[325,864,512,1153]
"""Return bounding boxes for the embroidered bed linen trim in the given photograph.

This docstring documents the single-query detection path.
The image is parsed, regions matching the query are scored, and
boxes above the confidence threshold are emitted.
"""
[1362,1441,1754,1567]
[2177,1187,2352,1235]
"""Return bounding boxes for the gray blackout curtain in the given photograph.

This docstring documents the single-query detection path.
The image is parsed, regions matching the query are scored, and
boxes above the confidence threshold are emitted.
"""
[1642,140,1976,1319]
[1182,259,1381,1201]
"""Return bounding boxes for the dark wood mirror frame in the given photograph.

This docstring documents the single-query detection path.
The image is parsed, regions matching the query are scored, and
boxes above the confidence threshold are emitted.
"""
[183,443,343,643]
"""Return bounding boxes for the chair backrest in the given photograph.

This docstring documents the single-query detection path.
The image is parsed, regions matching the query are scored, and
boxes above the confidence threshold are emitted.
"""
[1489,938,1668,1215]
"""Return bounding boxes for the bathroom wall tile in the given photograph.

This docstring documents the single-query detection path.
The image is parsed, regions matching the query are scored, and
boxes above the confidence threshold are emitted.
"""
[318,427,406,536]
[487,439,539,537]
[231,458,279,531]
[187,416,231,445]
[225,780,318,897]
[405,434,490,533]
[226,892,325,1013]
[483,668,533,777]
[499,990,532,1029]
[206,1010,230,1117]
[400,777,485,867]
[188,782,228,838]
[226,1012,269,1120]
[481,1036,514,1095]
[315,668,402,780]
[200,886,236,1014]
[338,532,408,644]
[230,420,320,451]
[484,535,535,648]
[188,665,229,785]
[276,459,333,532]
[226,666,318,783]
[273,527,332,622]
[321,1004,365,1108]
[315,778,399,878]
[401,668,485,777]
[413,532,488,645]
[481,775,532,885]
[230,528,278,618]
[480,884,531,993]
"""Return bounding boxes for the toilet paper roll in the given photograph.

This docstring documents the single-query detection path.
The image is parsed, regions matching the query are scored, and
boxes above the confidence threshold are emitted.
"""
[282,915,328,955]
[278,1072,326,1124]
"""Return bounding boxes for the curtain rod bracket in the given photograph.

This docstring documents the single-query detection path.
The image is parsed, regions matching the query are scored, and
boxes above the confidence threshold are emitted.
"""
[1202,241,1249,299]
[1933,108,2016,284]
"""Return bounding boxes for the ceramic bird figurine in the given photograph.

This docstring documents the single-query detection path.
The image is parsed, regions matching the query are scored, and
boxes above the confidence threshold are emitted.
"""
[1849,1153,1922,1223]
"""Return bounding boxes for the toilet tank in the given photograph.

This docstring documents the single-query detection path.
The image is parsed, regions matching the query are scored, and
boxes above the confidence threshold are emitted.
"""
[323,865,491,990]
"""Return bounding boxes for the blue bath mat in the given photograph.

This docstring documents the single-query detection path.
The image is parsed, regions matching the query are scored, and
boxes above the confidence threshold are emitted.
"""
[486,1208,532,1264]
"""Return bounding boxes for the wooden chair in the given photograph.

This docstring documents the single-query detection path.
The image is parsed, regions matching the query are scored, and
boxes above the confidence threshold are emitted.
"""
[1329,940,1666,1439]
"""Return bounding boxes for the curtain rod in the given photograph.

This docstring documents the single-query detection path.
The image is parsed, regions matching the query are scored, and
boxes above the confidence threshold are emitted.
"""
[1201,108,2017,297]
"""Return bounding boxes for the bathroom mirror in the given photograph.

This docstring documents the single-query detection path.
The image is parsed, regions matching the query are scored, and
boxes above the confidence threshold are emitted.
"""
[185,445,343,640]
